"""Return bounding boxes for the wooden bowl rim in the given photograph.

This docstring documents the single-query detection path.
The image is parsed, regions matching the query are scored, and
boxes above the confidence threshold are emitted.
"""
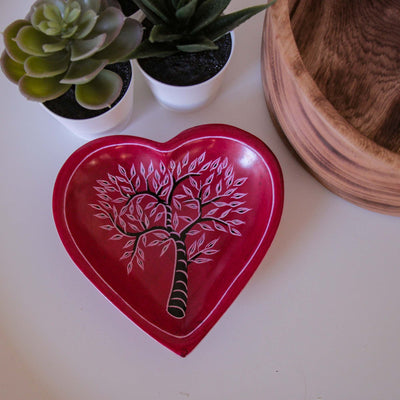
[267,0,400,169]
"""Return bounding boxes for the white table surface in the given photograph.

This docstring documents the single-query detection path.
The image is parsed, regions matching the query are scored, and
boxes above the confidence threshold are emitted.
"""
[1,1,400,399]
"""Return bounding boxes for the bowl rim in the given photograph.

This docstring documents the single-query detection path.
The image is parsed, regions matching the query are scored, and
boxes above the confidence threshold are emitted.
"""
[267,0,400,169]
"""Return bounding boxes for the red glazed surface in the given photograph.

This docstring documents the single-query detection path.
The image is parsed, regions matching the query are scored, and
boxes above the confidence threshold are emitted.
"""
[53,124,284,356]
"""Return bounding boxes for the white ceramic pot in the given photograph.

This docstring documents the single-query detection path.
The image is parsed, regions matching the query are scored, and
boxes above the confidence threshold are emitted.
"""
[137,32,235,112]
[43,62,134,140]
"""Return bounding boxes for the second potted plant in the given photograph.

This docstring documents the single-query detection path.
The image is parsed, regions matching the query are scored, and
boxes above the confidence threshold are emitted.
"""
[125,0,276,111]
[1,0,143,139]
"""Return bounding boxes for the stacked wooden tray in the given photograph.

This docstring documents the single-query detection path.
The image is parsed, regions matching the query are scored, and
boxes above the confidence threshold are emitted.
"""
[262,0,400,216]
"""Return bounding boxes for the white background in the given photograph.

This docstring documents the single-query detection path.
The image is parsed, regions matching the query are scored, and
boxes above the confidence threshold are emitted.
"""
[1,1,400,399]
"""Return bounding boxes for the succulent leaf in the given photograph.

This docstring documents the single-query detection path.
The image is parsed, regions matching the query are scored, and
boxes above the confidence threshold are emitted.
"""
[176,37,218,52]
[74,9,98,38]
[1,51,26,83]
[175,0,197,22]
[126,39,177,59]
[80,0,101,14]
[90,7,124,50]
[43,40,68,52]
[149,25,183,43]
[135,0,171,23]
[70,33,106,61]
[131,0,166,24]
[19,74,71,101]
[15,26,58,56]
[94,18,143,63]
[3,20,30,63]
[61,58,108,84]
[190,0,230,34]
[24,51,69,77]
[75,68,122,109]
[43,3,63,23]
[205,4,270,41]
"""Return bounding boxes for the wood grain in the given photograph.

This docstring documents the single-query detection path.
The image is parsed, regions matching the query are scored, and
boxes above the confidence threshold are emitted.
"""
[261,0,400,215]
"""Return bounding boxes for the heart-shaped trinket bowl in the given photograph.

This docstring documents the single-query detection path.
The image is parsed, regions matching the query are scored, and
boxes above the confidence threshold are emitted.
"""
[53,124,284,356]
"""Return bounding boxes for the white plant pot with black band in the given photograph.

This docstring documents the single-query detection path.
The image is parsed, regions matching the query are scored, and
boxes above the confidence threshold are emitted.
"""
[43,61,134,140]
[137,32,235,112]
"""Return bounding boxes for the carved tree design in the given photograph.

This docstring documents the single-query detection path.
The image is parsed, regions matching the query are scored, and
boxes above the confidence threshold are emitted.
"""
[89,152,250,319]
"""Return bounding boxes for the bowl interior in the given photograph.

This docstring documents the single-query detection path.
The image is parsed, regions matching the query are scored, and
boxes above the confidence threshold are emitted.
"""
[289,0,400,154]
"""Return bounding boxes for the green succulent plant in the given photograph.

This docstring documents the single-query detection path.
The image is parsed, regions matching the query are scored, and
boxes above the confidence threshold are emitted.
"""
[1,0,143,110]
[125,0,276,58]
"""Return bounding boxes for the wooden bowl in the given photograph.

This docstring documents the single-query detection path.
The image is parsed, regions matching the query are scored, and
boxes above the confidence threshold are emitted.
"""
[262,0,400,216]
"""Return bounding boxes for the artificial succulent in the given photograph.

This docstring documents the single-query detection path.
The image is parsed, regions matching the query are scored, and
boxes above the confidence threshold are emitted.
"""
[126,0,276,58]
[1,0,143,110]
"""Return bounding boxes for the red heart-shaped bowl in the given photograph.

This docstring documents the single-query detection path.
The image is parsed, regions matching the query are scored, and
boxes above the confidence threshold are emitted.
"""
[53,124,284,356]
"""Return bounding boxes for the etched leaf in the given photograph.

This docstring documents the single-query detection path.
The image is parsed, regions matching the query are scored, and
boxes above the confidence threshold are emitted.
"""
[118,165,127,176]
[182,185,193,197]
[198,233,205,247]
[123,239,135,248]
[182,152,189,167]
[188,160,196,172]
[229,219,245,226]
[188,242,196,257]
[216,180,222,194]
[100,224,113,230]
[198,152,206,164]
[110,234,123,240]
[89,203,102,210]
[154,232,169,239]
[235,208,251,214]
[234,177,248,187]
[192,258,212,264]
[140,162,146,176]
[120,251,132,260]
[220,209,231,218]
[203,249,219,255]
[112,197,126,203]
[127,262,133,274]
[173,212,179,229]
[173,198,181,210]
[213,222,227,232]
[135,176,141,189]
[152,178,159,191]
[130,163,136,177]
[206,238,219,248]
[94,212,108,219]
[210,157,220,170]
[185,202,198,210]
[205,208,218,217]
[189,176,198,189]
[205,173,214,185]
[230,227,242,236]
[137,248,144,260]
[160,161,166,174]
[160,241,170,256]
[121,186,133,193]
[203,185,211,200]
[155,212,164,222]
[199,161,211,172]
[97,180,109,186]
[199,223,213,231]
